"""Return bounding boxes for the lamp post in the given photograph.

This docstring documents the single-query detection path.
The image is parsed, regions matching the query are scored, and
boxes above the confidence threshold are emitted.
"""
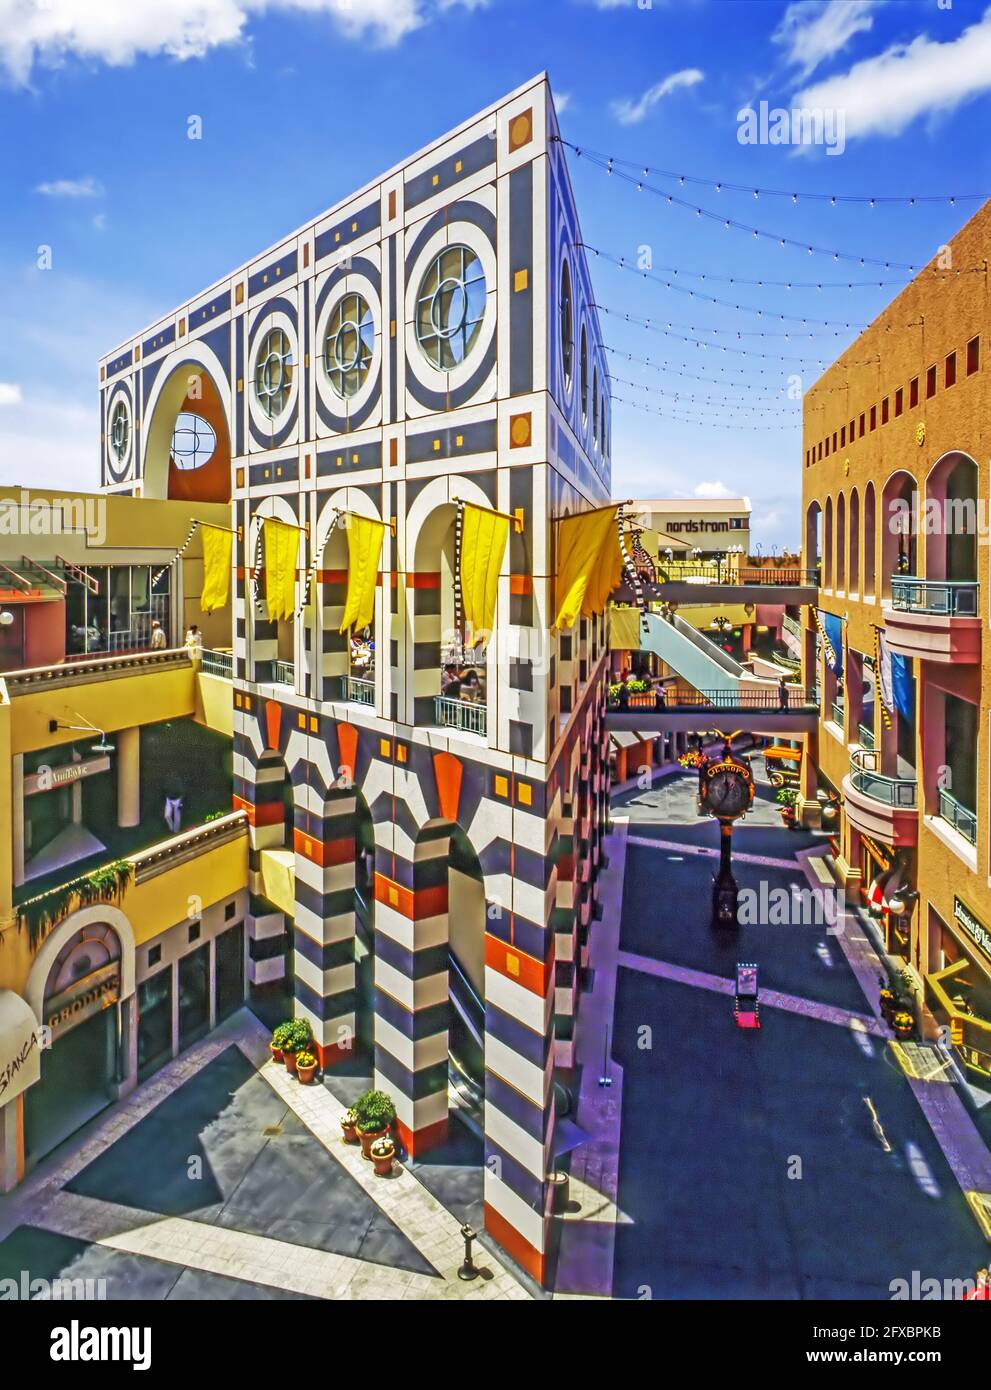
[458,1223,480,1281]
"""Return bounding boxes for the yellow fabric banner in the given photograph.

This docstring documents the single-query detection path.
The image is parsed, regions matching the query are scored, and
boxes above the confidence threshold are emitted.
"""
[340,514,386,633]
[264,518,299,621]
[460,502,510,645]
[554,506,621,629]
[199,524,232,614]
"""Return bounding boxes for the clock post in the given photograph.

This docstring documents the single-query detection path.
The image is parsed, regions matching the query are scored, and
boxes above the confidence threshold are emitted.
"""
[697,737,756,929]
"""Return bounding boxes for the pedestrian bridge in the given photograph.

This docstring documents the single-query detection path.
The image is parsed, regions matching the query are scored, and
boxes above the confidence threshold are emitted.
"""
[613,562,819,609]
[606,687,820,736]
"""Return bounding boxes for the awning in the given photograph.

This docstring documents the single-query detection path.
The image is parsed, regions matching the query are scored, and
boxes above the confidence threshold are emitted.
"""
[0,989,42,1105]
[609,729,656,751]
[866,874,888,913]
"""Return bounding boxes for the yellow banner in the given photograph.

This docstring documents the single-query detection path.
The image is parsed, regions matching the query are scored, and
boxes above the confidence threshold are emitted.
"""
[460,502,510,645]
[199,524,232,614]
[264,518,299,622]
[554,507,621,630]
[340,514,386,633]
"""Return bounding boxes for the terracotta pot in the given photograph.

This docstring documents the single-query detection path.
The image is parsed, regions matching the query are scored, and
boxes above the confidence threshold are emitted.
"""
[297,1062,317,1084]
[269,1044,284,1064]
[358,1125,388,1159]
[284,1050,299,1075]
[372,1148,395,1178]
[341,1117,359,1145]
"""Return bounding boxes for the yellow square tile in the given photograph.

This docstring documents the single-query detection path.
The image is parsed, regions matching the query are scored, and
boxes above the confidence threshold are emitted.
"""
[432,173,440,187]
[309,717,319,732]
[397,745,407,764]
[297,713,306,729]
[494,775,509,798]
[455,435,463,447]
[433,439,440,451]
[379,738,391,757]
[514,268,529,293]
[389,886,399,906]
[455,160,463,173]
[518,783,532,806]
[506,953,520,977]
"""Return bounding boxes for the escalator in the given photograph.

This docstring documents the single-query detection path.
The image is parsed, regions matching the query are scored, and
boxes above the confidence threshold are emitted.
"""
[448,949,485,1122]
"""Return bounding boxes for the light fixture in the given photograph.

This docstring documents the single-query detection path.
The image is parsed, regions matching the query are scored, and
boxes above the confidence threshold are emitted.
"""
[0,610,14,627]
[49,713,116,756]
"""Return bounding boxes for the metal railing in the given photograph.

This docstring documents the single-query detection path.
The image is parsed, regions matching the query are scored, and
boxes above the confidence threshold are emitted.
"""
[434,695,487,736]
[830,698,845,727]
[653,561,818,588]
[849,747,917,807]
[938,789,977,845]
[4,647,191,693]
[858,722,875,751]
[607,685,818,712]
[890,576,979,616]
[341,675,374,706]
[272,660,295,686]
[782,613,802,640]
[200,648,233,679]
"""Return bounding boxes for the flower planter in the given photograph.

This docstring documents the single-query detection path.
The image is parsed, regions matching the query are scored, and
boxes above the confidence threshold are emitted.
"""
[341,1114,359,1145]
[358,1125,388,1160]
[297,1060,318,1084]
[370,1141,396,1177]
[269,1044,284,1065]
[284,1051,299,1076]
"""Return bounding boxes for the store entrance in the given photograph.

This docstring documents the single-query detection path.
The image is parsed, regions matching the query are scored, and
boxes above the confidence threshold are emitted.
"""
[24,1008,116,1164]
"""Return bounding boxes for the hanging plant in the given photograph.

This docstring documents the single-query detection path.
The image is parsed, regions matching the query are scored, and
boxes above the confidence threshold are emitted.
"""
[17,859,134,949]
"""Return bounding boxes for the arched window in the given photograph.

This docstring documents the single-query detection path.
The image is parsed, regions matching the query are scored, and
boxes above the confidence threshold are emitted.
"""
[863,483,876,596]
[560,259,573,392]
[592,369,599,448]
[416,245,486,371]
[824,496,834,590]
[324,293,375,398]
[580,324,589,424]
[848,488,860,593]
[253,327,294,419]
[836,493,846,591]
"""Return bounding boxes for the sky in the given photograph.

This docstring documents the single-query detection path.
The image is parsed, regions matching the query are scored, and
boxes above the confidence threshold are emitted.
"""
[0,0,989,549]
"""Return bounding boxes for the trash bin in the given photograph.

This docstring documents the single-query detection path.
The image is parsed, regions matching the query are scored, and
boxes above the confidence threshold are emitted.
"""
[548,1171,570,1214]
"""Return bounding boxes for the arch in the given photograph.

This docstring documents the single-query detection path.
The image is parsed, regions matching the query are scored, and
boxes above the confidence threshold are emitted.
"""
[824,496,833,590]
[248,494,304,687]
[863,482,876,597]
[836,492,846,592]
[804,499,822,577]
[880,470,918,598]
[26,904,136,1026]
[925,450,979,583]
[312,488,385,706]
[848,489,860,594]
[141,348,232,503]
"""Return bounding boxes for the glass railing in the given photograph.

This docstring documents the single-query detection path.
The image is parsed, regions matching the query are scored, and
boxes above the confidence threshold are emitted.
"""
[200,648,233,679]
[434,695,487,736]
[849,749,917,807]
[830,698,845,727]
[858,723,875,751]
[273,660,295,686]
[341,675,374,706]
[890,576,979,616]
[938,789,977,845]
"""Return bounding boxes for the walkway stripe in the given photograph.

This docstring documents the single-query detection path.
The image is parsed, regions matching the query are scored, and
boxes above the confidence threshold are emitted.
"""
[616,949,886,1035]
[626,834,800,872]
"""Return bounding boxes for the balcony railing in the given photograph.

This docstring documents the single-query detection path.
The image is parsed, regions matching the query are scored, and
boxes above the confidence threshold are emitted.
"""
[341,675,374,706]
[830,698,845,728]
[849,748,917,807]
[858,723,875,751]
[606,686,818,712]
[653,561,819,588]
[890,576,979,616]
[938,789,977,845]
[434,695,487,736]
[273,660,295,687]
[4,648,191,693]
[200,648,233,679]
[782,613,802,640]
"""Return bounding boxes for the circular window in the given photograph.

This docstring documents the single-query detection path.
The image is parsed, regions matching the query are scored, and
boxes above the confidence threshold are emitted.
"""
[416,245,487,371]
[109,399,130,463]
[253,327,294,419]
[324,293,375,399]
[592,370,599,448]
[580,325,589,424]
[171,412,217,470]
[560,259,573,391]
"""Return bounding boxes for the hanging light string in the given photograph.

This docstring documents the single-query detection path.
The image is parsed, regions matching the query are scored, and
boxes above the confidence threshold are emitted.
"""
[607,371,799,416]
[582,244,868,327]
[611,391,799,431]
[593,300,848,341]
[600,344,810,390]
[596,304,829,364]
[582,247,910,291]
[560,142,920,271]
[553,137,986,208]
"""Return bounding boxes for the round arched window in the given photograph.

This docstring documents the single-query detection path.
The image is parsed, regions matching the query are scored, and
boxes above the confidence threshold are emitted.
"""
[171,412,217,470]
[580,325,589,423]
[253,327,294,419]
[324,293,375,399]
[109,399,129,462]
[592,369,599,448]
[416,245,486,371]
[560,259,573,391]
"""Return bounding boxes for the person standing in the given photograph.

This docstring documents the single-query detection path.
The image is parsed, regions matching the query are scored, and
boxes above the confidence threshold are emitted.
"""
[778,676,789,711]
[150,620,167,651]
[184,623,203,658]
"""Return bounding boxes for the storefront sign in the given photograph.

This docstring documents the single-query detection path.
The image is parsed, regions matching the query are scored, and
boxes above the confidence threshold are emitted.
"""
[44,964,120,1041]
[24,756,110,797]
[954,897,991,967]
[0,991,42,1103]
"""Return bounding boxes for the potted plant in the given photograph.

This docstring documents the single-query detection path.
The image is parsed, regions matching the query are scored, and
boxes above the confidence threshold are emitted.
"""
[341,1108,360,1144]
[295,1049,318,1084]
[878,987,896,1023]
[354,1088,396,1159]
[777,787,799,826]
[369,1135,396,1177]
[281,1018,313,1076]
[270,1021,292,1064]
[892,1010,915,1040]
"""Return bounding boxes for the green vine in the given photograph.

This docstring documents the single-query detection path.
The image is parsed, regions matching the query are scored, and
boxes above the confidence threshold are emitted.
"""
[17,859,134,950]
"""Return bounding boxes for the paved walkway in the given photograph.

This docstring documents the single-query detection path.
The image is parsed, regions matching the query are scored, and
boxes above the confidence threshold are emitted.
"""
[627,833,800,872]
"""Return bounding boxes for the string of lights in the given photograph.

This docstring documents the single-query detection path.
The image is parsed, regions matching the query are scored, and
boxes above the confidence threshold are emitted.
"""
[583,249,910,290]
[554,137,987,208]
[611,391,800,431]
[582,244,867,327]
[561,143,921,270]
[602,345,801,395]
[607,371,799,416]
[595,304,830,364]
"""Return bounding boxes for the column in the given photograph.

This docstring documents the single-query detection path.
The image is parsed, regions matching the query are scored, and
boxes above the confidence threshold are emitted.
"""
[11,754,25,888]
[117,726,140,829]
[0,1096,23,1193]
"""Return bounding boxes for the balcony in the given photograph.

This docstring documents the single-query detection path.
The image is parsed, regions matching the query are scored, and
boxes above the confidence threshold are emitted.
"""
[842,747,918,846]
[341,675,374,706]
[434,695,487,737]
[938,789,977,846]
[273,660,295,687]
[830,698,845,730]
[200,648,233,680]
[857,723,875,751]
[883,577,981,664]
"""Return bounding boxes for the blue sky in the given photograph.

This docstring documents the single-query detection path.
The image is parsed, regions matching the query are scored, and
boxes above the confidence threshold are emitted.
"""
[1,0,989,548]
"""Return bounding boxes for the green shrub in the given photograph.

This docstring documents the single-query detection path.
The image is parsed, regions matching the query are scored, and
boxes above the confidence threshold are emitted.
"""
[282,1019,313,1053]
[354,1089,396,1133]
[776,787,800,807]
[272,1022,294,1050]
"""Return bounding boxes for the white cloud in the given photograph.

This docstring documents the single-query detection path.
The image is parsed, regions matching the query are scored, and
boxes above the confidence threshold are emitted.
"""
[35,175,104,198]
[0,392,96,492]
[0,383,22,407]
[693,480,733,500]
[0,0,484,84]
[794,6,991,142]
[611,68,704,125]
[554,91,572,114]
[773,0,877,80]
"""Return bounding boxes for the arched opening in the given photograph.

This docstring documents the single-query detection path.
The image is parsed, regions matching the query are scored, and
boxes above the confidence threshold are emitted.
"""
[254,748,293,851]
[804,500,822,580]
[411,501,488,737]
[863,482,876,597]
[446,824,486,1116]
[353,793,376,1055]
[881,471,917,598]
[848,488,860,594]
[23,921,124,1165]
[824,496,833,590]
[926,452,979,584]
[250,509,301,687]
[142,362,231,503]
[836,492,846,592]
[315,501,379,706]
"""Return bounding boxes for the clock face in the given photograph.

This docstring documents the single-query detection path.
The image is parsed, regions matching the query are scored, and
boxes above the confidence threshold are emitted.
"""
[703,762,753,819]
